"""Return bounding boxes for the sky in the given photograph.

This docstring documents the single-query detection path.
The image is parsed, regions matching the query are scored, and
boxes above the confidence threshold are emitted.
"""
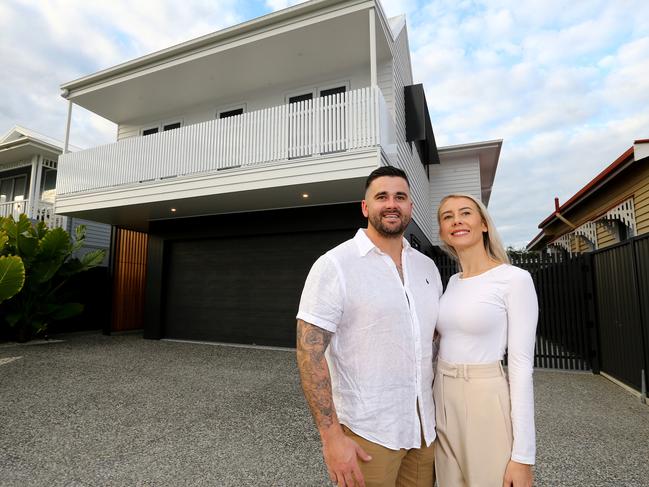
[1,0,648,248]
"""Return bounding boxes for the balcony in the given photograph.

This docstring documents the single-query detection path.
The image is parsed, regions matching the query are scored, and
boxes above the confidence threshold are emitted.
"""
[0,199,66,229]
[58,87,394,196]
[55,87,395,229]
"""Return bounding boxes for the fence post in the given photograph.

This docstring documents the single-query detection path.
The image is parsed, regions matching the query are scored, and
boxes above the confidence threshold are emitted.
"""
[582,252,600,374]
[631,239,649,396]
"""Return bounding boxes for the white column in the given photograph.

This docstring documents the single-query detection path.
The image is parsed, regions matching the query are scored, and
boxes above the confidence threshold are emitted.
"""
[31,156,44,220]
[369,8,377,87]
[63,99,73,154]
[27,155,40,218]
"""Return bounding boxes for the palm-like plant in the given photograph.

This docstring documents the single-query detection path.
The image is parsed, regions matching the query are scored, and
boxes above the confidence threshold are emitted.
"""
[0,214,106,341]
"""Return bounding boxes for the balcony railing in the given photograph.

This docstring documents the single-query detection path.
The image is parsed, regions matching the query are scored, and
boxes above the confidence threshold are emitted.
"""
[0,199,66,229]
[57,86,395,196]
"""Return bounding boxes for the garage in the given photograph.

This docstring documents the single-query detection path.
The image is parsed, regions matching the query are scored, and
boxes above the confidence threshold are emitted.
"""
[162,229,354,346]
[140,203,366,346]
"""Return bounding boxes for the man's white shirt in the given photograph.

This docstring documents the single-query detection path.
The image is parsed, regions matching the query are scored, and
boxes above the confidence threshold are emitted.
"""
[297,229,443,450]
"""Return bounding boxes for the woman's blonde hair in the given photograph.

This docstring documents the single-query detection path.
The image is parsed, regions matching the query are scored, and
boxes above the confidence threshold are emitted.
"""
[437,193,510,266]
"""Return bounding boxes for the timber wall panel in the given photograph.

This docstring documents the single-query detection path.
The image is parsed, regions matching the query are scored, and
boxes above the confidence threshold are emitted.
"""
[111,228,148,332]
[596,223,617,249]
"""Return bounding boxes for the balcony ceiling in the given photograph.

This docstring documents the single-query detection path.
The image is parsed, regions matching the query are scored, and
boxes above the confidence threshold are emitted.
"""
[60,177,368,233]
[67,9,391,124]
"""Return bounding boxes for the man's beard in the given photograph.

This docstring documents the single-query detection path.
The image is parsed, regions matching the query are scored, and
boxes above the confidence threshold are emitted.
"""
[369,211,411,238]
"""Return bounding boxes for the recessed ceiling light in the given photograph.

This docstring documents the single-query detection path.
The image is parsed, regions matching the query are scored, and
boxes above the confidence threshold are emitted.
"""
[171,208,177,212]
[302,193,309,198]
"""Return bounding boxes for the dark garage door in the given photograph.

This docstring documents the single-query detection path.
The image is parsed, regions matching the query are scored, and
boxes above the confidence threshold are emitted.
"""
[163,229,353,347]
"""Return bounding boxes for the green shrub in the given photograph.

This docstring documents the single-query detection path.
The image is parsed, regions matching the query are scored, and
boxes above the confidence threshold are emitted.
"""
[0,214,106,341]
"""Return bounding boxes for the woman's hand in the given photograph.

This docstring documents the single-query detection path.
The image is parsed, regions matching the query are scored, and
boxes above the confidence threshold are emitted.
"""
[502,460,533,487]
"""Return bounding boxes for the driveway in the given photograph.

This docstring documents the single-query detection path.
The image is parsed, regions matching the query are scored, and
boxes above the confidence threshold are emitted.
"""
[0,332,647,486]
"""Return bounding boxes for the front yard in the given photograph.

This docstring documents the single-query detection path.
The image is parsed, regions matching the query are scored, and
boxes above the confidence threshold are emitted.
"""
[0,333,647,486]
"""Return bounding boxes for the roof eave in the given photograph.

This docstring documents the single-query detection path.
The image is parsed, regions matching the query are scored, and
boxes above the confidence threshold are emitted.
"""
[60,0,373,96]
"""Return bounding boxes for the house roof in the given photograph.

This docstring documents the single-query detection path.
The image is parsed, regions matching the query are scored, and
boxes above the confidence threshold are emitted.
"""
[437,139,503,206]
[0,126,84,164]
[59,0,396,124]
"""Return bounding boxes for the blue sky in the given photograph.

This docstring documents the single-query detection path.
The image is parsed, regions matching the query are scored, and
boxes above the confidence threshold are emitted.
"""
[1,0,648,247]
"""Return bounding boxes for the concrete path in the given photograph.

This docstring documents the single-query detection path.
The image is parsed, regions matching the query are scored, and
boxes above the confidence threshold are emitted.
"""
[0,333,647,486]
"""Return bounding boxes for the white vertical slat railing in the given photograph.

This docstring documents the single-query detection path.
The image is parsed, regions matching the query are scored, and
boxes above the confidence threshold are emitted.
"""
[58,86,389,195]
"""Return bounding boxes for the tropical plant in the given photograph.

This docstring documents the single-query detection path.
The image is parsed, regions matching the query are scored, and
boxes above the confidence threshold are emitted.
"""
[0,214,106,341]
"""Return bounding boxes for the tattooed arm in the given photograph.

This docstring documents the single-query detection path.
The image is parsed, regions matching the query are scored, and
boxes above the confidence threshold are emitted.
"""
[297,319,370,487]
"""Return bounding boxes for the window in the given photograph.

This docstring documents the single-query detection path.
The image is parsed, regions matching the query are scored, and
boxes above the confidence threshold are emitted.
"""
[0,175,27,202]
[288,93,313,159]
[163,122,181,131]
[40,168,57,203]
[289,93,313,104]
[219,108,244,119]
[142,121,182,136]
[319,86,346,98]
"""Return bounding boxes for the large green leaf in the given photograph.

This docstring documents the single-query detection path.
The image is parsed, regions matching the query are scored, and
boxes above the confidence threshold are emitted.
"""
[2,215,31,252]
[0,255,25,303]
[17,233,39,259]
[39,227,72,259]
[80,249,106,269]
[32,221,48,239]
[70,224,87,253]
[0,231,8,253]
[75,224,87,242]
[30,256,65,284]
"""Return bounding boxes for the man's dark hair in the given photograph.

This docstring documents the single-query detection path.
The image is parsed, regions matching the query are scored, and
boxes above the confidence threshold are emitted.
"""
[364,166,410,190]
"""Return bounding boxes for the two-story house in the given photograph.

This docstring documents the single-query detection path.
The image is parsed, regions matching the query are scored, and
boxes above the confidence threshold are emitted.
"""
[55,0,500,346]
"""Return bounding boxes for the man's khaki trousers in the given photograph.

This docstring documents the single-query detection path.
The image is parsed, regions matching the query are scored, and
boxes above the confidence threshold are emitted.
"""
[433,360,513,487]
[341,424,435,487]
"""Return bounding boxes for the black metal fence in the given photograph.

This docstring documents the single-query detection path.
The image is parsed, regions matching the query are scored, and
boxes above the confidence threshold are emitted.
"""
[591,234,649,391]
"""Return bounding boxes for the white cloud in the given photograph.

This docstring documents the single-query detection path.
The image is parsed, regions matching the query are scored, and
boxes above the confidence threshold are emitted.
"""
[406,0,649,245]
[265,0,306,12]
[2,0,649,248]
[0,0,244,148]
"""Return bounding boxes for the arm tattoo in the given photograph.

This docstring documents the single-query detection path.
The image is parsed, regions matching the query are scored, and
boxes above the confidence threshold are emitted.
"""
[296,320,337,432]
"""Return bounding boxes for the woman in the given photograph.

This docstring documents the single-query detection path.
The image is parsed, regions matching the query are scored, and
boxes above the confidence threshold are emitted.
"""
[433,193,538,487]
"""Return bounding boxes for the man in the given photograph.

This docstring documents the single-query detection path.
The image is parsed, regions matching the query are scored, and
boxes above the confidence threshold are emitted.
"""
[296,166,443,487]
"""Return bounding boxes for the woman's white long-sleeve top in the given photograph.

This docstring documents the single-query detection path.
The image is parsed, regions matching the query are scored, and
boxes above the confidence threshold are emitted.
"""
[436,263,538,464]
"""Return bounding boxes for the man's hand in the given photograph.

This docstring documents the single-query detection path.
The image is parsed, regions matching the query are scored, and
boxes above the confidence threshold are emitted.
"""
[322,428,372,487]
[502,460,533,487]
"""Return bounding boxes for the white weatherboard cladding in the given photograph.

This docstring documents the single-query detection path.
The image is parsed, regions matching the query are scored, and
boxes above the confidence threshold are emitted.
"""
[70,218,111,248]
[389,26,434,243]
[378,59,394,117]
[116,66,371,141]
[428,156,482,246]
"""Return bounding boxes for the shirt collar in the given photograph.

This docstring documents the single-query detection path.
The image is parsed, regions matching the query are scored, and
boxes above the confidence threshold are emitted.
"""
[353,228,412,257]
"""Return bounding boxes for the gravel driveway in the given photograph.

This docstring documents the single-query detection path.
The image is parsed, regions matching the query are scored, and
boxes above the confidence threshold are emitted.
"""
[0,332,647,486]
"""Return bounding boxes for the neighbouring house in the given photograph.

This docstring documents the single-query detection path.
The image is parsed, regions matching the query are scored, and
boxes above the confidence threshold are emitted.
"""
[527,139,649,254]
[429,139,502,246]
[0,126,111,262]
[55,0,501,346]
